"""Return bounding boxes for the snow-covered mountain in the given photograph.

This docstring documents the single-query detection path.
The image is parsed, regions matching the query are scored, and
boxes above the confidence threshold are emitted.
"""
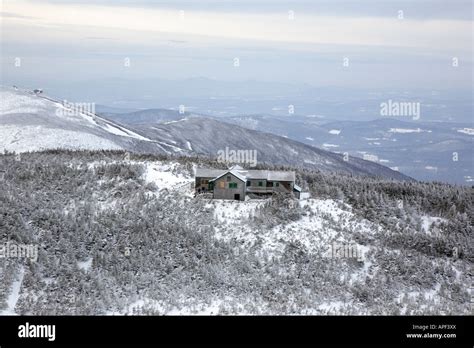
[0,86,411,181]
[133,117,412,181]
[100,108,189,125]
[0,150,471,315]
[0,86,161,154]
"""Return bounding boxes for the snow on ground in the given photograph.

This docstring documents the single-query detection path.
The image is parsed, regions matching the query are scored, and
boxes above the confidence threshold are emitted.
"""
[100,123,130,137]
[350,255,374,282]
[322,143,339,148]
[98,122,151,142]
[56,102,152,142]
[209,199,265,224]
[419,216,447,235]
[77,258,93,272]
[99,121,152,142]
[300,192,311,199]
[305,137,314,141]
[329,129,341,135]
[186,141,193,150]
[288,147,298,155]
[155,141,185,153]
[53,101,97,125]
[85,160,193,198]
[304,159,317,165]
[0,87,153,152]
[209,198,380,258]
[395,283,442,315]
[456,128,474,135]
[163,118,187,125]
[108,296,252,315]
[143,161,193,195]
[0,125,123,153]
[388,128,431,134]
[0,89,49,115]
[464,176,474,183]
[317,301,347,314]
[87,160,193,191]
[1,266,24,315]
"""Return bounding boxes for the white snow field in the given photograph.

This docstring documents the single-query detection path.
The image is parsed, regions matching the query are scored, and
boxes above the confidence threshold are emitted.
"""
[0,266,25,315]
[143,161,194,195]
[208,198,379,257]
[0,86,155,153]
[0,125,122,153]
[388,128,431,134]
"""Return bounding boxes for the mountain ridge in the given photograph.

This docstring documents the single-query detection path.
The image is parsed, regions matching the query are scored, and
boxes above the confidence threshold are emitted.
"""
[0,86,412,182]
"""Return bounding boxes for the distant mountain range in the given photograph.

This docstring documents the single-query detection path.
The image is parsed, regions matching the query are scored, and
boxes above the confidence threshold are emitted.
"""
[0,86,410,181]
[223,115,473,185]
[26,77,473,123]
[101,107,473,185]
[130,116,411,180]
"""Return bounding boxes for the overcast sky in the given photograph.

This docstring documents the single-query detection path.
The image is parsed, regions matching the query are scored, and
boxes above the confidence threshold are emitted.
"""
[1,0,472,91]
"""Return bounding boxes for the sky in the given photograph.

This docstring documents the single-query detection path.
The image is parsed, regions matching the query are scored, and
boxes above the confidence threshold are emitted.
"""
[0,0,472,95]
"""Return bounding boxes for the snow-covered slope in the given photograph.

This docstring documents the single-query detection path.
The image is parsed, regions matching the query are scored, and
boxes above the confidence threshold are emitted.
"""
[0,86,160,153]
[133,117,412,181]
[1,86,411,181]
[0,151,470,315]
[209,198,379,258]
[0,266,24,315]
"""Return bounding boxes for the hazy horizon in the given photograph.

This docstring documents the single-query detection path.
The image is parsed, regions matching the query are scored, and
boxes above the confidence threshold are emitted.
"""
[1,0,472,120]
